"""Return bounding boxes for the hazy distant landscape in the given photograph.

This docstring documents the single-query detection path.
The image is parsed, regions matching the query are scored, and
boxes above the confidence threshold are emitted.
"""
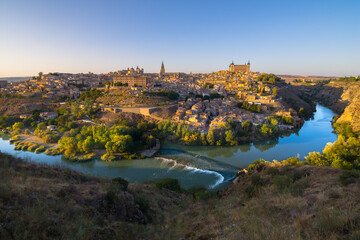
[0,76,32,82]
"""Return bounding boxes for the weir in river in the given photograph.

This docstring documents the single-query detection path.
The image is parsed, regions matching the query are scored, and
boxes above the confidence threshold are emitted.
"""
[0,105,337,189]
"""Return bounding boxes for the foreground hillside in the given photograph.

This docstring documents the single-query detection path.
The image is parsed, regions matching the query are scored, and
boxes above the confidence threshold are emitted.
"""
[175,162,360,239]
[1,153,359,239]
[0,152,190,240]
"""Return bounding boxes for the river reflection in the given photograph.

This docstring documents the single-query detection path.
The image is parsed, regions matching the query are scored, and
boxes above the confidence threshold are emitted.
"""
[161,105,337,168]
[0,105,337,189]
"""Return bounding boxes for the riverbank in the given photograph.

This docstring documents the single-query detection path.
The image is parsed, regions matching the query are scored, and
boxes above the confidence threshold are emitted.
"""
[0,105,337,190]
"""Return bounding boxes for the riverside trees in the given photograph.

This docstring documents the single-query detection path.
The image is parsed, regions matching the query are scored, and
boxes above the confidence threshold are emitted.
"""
[305,123,360,170]
[58,125,140,160]
[156,118,285,146]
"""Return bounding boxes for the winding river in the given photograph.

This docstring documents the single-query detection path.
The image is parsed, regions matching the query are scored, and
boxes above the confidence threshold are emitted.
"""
[0,105,337,189]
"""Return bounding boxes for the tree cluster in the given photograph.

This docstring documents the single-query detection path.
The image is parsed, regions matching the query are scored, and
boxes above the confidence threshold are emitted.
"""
[78,88,103,102]
[113,82,128,87]
[238,101,261,113]
[305,123,360,170]
[257,73,280,84]
[157,119,255,146]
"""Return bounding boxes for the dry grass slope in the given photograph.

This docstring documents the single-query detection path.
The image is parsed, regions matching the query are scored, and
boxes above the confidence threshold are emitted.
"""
[0,152,189,240]
[1,153,359,240]
[172,165,360,240]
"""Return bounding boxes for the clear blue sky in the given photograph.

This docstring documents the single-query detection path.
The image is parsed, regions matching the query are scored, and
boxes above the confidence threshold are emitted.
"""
[0,0,359,77]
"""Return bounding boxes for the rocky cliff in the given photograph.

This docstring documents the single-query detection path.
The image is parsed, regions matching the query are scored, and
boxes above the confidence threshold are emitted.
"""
[328,81,360,132]
[309,81,360,132]
[285,81,360,132]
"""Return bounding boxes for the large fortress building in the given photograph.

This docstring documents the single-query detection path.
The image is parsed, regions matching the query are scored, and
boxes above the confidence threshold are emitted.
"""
[113,75,148,87]
[112,66,148,86]
[229,61,250,73]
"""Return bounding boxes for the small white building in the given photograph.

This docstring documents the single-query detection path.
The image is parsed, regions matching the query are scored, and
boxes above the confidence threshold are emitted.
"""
[47,125,57,131]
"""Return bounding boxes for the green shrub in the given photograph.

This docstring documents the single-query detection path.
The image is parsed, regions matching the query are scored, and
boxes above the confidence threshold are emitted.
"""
[45,147,63,156]
[187,186,213,201]
[251,175,265,187]
[123,153,137,160]
[11,135,20,141]
[105,190,117,203]
[273,175,292,192]
[28,144,39,152]
[35,145,46,153]
[112,177,128,191]
[101,154,117,161]
[155,178,181,192]
[282,157,303,166]
[290,178,308,196]
[14,145,21,151]
[265,167,280,176]
[313,209,347,237]
[328,189,340,199]
[338,170,359,186]
[21,145,29,151]
[291,169,303,182]
[244,185,256,198]
[134,195,150,213]
[248,158,267,171]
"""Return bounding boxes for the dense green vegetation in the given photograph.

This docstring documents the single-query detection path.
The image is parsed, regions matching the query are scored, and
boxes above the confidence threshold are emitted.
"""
[332,76,360,82]
[209,92,222,99]
[0,116,21,129]
[113,82,128,87]
[237,101,261,113]
[0,93,24,98]
[245,122,360,170]
[78,88,103,102]
[257,73,281,84]
[0,99,159,160]
[203,83,214,88]
[55,123,156,160]
[157,117,288,146]
[305,123,360,170]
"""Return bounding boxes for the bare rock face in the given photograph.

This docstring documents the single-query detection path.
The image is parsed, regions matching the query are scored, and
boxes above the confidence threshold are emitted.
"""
[334,82,360,132]
[312,85,347,114]
[278,85,315,118]
[233,169,248,183]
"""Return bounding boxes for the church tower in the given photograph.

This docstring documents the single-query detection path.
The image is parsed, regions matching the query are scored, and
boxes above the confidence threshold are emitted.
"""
[160,61,165,77]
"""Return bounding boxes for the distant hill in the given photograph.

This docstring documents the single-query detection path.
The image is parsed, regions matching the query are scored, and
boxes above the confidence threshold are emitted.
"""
[278,74,337,83]
[0,76,33,82]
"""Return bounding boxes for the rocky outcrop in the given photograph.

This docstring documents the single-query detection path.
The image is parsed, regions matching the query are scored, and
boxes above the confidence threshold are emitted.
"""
[278,86,315,118]
[311,84,347,114]
[330,82,360,132]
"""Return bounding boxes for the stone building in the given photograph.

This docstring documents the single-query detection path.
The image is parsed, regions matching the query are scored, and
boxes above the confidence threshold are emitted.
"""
[229,61,250,73]
[113,75,148,86]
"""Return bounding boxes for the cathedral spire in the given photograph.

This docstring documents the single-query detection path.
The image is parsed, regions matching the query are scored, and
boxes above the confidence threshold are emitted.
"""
[160,61,165,77]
